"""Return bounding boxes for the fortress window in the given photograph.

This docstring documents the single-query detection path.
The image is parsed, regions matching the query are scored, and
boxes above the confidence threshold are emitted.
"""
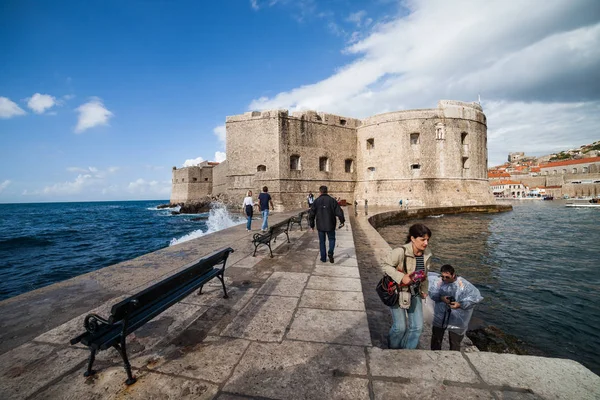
[193,178,197,182]
[411,164,421,170]
[583,167,588,173]
[572,168,577,173]
[367,138,375,149]
[367,167,376,172]
[462,157,469,169]
[435,123,445,140]
[257,165,267,172]
[204,178,208,181]
[340,119,347,126]
[182,178,185,182]
[319,157,330,172]
[461,132,468,144]
[290,155,301,170]
[410,133,420,145]
[562,169,567,174]
[345,159,354,173]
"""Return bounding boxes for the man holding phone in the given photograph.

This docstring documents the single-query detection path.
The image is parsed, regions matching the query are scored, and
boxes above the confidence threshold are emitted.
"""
[309,185,345,263]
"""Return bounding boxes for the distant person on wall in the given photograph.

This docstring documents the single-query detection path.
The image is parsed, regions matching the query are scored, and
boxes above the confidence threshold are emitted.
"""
[242,190,255,232]
[258,186,274,232]
[381,223,432,349]
[309,186,345,263]
[429,264,483,351]
[405,198,409,210]
[307,192,315,208]
[399,199,403,208]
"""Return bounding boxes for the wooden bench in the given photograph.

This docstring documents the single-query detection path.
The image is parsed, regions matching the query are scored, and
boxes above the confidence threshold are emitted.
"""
[288,211,306,231]
[69,247,234,385]
[252,220,290,258]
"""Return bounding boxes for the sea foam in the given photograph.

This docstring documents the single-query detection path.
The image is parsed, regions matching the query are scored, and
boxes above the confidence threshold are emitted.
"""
[169,202,243,246]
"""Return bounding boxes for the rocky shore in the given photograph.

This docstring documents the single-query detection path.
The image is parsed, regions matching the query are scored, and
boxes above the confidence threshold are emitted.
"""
[158,194,239,214]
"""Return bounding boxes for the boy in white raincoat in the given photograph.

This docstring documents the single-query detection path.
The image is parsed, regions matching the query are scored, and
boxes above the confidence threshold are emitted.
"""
[429,264,483,351]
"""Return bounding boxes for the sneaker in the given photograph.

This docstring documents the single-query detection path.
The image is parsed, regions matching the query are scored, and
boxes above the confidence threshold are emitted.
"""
[328,254,334,263]
[320,258,327,263]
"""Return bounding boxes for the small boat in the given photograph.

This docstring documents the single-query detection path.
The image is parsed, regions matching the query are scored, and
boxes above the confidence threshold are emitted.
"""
[566,198,600,208]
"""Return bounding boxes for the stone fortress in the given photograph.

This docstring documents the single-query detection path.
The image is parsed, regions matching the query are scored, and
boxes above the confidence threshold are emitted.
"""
[171,100,495,210]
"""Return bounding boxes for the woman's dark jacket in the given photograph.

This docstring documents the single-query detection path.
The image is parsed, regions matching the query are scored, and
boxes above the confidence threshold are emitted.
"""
[309,194,345,232]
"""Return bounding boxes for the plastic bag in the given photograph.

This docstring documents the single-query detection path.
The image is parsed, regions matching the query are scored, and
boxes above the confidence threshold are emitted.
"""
[427,272,483,335]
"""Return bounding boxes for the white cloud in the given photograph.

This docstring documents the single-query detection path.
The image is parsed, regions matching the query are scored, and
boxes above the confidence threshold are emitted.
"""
[347,10,367,27]
[27,93,57,114]
[0,180,11,193]
[250,0,259,10]
[213,124,226,145]
[249,0,600,166]
[42,174,97,195]
[127,179,170,196]
[0,97,26,119]
[75,98,113,133]
[214,151,226,162]
[183,156,205,167]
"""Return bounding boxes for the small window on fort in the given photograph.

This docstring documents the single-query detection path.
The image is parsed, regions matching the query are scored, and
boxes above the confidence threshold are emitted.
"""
[345,159,354,173]
[182,178,185,182]
[562,169,567,174]
[368,167,376,172]
[340,119,347,126]
[290,155,301,170]
[319,157,330,172]
[553,170,557,175]
[462,157,469,169]
[583,167,588,173]
[435,123,445,140]
[411,164,421,170]
[204,178,208,181]
[572,168,577,173]
[461,132,468,144]
[257,165,267,172]
[315,114,322,121]
[410,133,420,145]
[367,138,374,149]
[193,178,197,182]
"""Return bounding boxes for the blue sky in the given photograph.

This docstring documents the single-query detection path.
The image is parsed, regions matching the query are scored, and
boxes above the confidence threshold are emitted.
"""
[1,0,599,203]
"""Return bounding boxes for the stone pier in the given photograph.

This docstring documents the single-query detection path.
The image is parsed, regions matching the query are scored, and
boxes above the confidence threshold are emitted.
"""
[0,207,598,399]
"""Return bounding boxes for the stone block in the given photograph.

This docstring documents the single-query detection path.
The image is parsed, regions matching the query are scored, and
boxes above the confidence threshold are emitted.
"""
[256,271,309,297]
[313,265,360,278]
[372,380,495,400]
[223,341,369,399]
[287,308,371,346]
[299,289,365,311]
[306,276,362,292]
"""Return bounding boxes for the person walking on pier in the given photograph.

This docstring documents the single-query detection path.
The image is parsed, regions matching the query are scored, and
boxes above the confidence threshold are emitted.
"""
[429,264,482,351]
[242,190,255,231]
[258,186,274,232]
[309,185,345,263]
[381,223,432,349]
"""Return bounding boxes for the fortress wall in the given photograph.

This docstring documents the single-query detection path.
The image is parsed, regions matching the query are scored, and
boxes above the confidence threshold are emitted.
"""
[170,166,212,203]
[212,161,229,194]
[355,101,493,207]
[225,110,283,204]
[276,112,359,209]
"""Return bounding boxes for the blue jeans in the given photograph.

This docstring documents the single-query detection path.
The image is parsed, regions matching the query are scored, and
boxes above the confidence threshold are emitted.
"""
[317,230,336,261]
[388,295,423,349]
[261,209,269,230]
[246,215,252,230]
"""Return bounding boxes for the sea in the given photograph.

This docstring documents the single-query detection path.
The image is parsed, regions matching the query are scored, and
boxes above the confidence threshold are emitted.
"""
[1,200,599,375]
[0,200,243,301]
[377,200,600,375]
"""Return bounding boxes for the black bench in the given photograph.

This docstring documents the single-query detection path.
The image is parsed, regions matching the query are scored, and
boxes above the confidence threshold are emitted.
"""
[69,247,234,385]
[252,220,290,258]
[288,211,306,231]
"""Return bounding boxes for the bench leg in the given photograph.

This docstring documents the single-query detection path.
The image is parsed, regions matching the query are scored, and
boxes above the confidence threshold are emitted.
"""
[285,232,290,243]
[217,272,229,299]
[252,243,258,257]
[113,339,136,385]
[83,349,97,377]
[197,285,204,295]
[268,242,273,258]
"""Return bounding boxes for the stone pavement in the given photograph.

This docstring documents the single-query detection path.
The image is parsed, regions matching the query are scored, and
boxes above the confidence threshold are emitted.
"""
[0,208,599,399]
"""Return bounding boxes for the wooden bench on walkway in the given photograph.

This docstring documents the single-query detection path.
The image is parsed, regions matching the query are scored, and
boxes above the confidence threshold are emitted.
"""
[69,247,235,385]
[252,220,290,258]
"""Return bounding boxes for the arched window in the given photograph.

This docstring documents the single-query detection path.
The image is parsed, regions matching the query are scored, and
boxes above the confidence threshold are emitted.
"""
[461,132,468,144]
[462,157,469,169]
[345,159,354,173]
[290,155,301,170]
[366,138,375,149]
[572,168,577,173]
[257,165,267,172]
[583,166,588,173]
[435,123,445,140]
[319,157,330,172]
[410,133,420,145]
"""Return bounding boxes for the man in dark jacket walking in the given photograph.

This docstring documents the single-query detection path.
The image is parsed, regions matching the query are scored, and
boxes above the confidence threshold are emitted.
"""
[309,186,345,263]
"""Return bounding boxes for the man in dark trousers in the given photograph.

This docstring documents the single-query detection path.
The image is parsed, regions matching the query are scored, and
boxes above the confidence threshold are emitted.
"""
[309,185,345,263]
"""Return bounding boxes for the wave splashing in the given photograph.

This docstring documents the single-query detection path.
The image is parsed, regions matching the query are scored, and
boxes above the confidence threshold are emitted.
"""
[169,202,243,246]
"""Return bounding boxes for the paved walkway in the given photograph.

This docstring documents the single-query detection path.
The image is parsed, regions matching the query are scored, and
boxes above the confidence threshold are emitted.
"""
[0,208,598,399]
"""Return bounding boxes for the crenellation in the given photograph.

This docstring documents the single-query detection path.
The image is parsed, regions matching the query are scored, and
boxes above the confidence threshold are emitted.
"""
[171,100,495,210]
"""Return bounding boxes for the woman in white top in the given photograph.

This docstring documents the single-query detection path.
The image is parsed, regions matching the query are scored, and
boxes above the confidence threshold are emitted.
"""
[242,190,255,231]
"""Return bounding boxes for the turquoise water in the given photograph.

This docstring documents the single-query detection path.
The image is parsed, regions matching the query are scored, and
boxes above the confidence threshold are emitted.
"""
[377,200,600,375]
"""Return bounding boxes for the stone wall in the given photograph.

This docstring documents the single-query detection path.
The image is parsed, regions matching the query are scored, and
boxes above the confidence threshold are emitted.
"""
[170,165,213,204]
